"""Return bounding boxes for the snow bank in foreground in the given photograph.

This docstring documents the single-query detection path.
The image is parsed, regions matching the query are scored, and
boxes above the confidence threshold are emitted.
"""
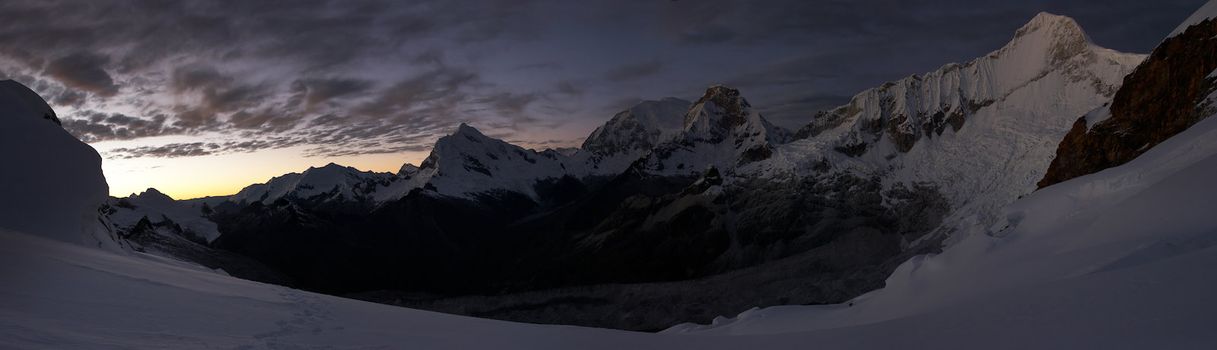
[0,80,120,251]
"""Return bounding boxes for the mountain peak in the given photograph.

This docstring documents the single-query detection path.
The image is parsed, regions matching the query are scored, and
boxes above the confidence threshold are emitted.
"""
[304,162,354,174]
[398,163,419,177]
[455,122,483,136]
[1001,12,1091,65]
[131,187,175,206]
[582,98,690,155]
[685,85,752,130]
[1016,12,1086,39]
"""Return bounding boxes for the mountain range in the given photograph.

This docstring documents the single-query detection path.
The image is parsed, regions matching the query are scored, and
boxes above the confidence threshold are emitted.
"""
[97,12,1160,330]
[3,2,1217,347]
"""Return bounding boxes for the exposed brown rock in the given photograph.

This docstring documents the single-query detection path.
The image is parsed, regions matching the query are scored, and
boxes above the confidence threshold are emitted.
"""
[1038,18,1217,188]
[887,114,918,152]
[688,85,751,129]
[737,145,773,165]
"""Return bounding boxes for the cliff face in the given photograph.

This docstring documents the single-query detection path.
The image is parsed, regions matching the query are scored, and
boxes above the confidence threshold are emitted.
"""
[1039,18,1217,188]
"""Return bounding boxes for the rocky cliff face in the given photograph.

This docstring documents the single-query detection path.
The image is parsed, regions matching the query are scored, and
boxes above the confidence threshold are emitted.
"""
[1039,18,1217,188]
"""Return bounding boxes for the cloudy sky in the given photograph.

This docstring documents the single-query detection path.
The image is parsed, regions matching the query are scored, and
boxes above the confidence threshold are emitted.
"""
[0,0,1202,198]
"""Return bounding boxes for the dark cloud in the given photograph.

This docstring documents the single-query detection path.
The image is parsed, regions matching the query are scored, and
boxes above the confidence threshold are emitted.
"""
[53,89,87,107]
[354,66,479,123]
[107,142,215,159]
[554,81,585,96]
[477,92,539,118]
[0,0,1203,161]
[170,65,230,93]
[43,52,118,96]
[515,62,563,71]
[291,78,375,109]
[106,138,307,159]
[228,109,297,131]
[61,111,183,142]
[603,60,667,82]
[163,64,279,129]
[675,25,737,45]
[409,49,446,66]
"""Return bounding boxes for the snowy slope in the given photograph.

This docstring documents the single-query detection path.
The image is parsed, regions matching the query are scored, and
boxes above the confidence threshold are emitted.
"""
[668,109,1217,348]
[230,163,400,204]
[582,97,691,156]
[0,80,123,251]
[765,13,1144,237]
[1,226,762,349]
[108,188,222,243]
[579,98,692,174]
[4,120,1217,348]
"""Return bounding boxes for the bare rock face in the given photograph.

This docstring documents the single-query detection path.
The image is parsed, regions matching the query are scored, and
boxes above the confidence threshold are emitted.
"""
[687,85,751,131]
[1039,18,1217,188]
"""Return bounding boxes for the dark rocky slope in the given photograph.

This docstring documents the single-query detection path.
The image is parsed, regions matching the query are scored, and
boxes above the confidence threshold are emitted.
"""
[1040,18,1217,187]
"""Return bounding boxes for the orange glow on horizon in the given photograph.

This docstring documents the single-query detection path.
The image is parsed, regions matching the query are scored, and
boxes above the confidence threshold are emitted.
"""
[96,144,428,200]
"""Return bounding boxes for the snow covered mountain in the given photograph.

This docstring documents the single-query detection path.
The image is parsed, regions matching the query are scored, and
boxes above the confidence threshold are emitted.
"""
[668,115,1217,348]
[133,12,1150,330]
[637,86,792,175]
[581,97,691,156]
[5,3,1217,341]
[671,7,1217,339]
[108,188,221,244]
[1040,11,1217,188]
[395,97,692,200]
[766,12,1145,237]
[6,1,1217,346]
[230,97,690,204]
[580,97,692,173]
[410,123,576,199]
[230,163,401,204]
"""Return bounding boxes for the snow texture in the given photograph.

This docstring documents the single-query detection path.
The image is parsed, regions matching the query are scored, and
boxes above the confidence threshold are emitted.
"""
[760,12,1144,239]
[667,114,1217,349]
[0,80,122,251]
[413,123,575,199]
[109,188,222,243]
[230,163,399,204]
[581,97,691,156]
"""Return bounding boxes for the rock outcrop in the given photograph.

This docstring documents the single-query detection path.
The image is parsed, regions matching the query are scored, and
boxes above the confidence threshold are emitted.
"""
[1039,18,1217,188]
